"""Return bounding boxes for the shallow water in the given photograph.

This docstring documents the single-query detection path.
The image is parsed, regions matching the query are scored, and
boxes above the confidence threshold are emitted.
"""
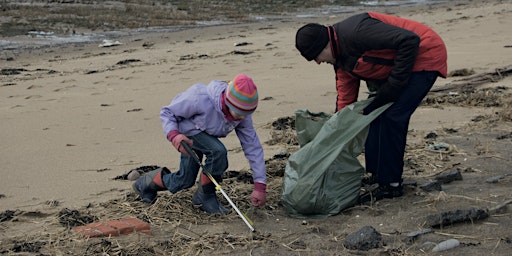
[0,0,447,52]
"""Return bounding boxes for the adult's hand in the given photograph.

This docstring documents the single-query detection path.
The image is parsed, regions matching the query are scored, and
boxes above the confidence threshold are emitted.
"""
[373,82,402,107]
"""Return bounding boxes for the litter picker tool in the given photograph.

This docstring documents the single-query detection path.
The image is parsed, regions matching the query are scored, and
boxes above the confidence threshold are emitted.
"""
[180,141,255,232]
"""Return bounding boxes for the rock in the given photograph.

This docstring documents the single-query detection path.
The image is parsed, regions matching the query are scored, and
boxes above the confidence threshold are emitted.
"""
[432,238,460,252]
[343,226,382,251]
[485,175,505,183]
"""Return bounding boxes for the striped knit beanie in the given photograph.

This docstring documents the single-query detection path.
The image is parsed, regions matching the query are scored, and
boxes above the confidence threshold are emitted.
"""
[225,74,258,116]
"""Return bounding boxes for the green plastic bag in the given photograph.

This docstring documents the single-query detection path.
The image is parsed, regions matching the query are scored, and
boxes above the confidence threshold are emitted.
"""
[295,110,331,147]
[281,99,390,218]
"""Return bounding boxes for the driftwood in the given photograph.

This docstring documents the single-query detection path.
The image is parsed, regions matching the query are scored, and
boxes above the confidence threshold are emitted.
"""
[425,208,489,228]
[425,199,512,228]
[431,65,512,93]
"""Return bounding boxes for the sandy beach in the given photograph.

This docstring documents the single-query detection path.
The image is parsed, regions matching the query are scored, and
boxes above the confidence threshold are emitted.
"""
[1,0,511,255]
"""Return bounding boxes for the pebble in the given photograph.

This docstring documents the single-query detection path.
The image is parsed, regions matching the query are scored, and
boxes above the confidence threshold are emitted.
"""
[432,238,460,252]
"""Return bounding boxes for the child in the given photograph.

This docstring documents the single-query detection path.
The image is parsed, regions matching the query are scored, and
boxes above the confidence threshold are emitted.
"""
[132,74,267,214]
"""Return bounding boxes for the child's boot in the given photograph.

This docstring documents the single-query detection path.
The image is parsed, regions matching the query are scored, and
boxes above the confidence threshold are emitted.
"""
[132,167,170,204]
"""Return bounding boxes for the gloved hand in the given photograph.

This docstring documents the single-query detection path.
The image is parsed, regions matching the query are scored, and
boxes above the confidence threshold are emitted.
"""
[372,82,402,108]
[171,134,193,155]
[251,182,266,207]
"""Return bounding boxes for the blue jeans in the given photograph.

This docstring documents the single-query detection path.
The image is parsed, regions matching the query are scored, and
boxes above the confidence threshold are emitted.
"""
[162,132,228,193]
[363,71,438,184]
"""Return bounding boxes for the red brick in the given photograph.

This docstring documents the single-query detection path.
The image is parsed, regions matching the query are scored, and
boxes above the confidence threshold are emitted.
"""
[92,222,119,237]
[107,219,134,235]
[72,218,151,238]
[138,229,153,236]
[121,217,151,232]
[72,225,103,238]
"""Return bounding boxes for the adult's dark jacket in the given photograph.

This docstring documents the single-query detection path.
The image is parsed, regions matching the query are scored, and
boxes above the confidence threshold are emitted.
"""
[329,12,447,111]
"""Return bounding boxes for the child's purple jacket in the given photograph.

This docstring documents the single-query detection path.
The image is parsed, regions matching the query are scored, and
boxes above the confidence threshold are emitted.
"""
[160,80,266,184]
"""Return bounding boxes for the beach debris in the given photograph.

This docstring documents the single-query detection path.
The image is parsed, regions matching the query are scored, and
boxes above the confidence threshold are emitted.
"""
[0,210,16,222]
[488,199,512,215]
[403,228,433,244]
[85,70,99,74]
[496,132,512,140]
[425,207,489,228]
[59,208,98,228]
[11,241,46,253]
[127,108,143,112]
[432,238,460,252]
[113,165,161,180]
[434,169,463,184]
[485,174,510,183]
[231,50,253,55]
[424,132,437,139]
[430,65,512,93]
[234,42,251,47]
[343,226,383,251]
[45,200,60,207]
[142,41,154,48]
[116,59,141,65]
[179,54,209,60]
[72,217,151,238]
[449,68,475,77]
[98,39,123,47]
[222,170,253,183]
[426,142,452,153]
[1,68,28,75]
[419,180,442,192]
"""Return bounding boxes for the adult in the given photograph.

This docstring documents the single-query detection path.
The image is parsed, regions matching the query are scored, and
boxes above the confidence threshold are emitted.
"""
[295,12,447,202]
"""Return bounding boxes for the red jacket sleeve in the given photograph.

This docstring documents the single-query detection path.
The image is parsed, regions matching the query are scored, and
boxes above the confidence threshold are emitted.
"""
[335,68,360,112]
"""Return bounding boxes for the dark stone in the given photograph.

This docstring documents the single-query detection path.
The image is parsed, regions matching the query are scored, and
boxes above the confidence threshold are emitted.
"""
[424,132,437,139]
[343,226,382,251]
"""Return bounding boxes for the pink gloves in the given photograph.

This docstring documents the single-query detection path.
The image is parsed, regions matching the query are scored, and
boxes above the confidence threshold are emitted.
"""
[170,133,193,155]
[251,182,266,207]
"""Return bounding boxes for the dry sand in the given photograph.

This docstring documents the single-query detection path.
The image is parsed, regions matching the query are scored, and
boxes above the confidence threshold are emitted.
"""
[1,0,511,255]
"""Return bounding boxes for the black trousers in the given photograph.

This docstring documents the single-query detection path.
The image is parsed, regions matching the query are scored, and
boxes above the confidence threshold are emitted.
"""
[364,71,438,184]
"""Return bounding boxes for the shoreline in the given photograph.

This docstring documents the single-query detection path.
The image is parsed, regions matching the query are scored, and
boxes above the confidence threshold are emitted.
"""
[2,0,454,54]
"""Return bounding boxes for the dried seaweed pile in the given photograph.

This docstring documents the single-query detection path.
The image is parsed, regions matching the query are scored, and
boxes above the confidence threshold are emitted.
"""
[1,68,511,254]
[0,122,296,255]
